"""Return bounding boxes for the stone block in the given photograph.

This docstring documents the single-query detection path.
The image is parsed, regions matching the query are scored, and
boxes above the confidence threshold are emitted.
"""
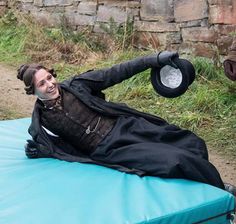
[65,5,78,13]
[78,1,97,15]
[179,18,208,28]
[127,8,139,17]
[98,0,140,8]
[20,3,38,13]
[194,43,218,58]
[134,21,179,32]
[216,36,233,55]
[140,0,174,22]
[21,0,34,3]
[66,12,96,26]
[133,31,161,50]
[44,0,73,6]
[209,2,236,24]
[45,6,64,13]
[97,5,127,24]
[208,0,232,5]
[214,24,236,35]
[133,31,181,50]
[158,32,181,45]
[208,0,218,5]
[34,0,43,7]
[167,32,182,44]
[178,42,193,55]
[179,42,218,58]
[0,1,7,6]
[182,27,217,43]
[31,10,62,26]
[7,1,17,8]
[74,14,96,26]
[0,6,6,17]
[174,0,208,22]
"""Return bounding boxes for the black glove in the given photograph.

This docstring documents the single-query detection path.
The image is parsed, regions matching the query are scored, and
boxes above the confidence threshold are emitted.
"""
[24,140,39,158]
[158,51,179,68]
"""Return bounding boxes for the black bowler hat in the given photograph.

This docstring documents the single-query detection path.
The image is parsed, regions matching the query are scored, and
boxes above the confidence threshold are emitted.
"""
[150,58,195,98]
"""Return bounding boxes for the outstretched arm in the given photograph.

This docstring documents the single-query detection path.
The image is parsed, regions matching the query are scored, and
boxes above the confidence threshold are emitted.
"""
[74,51,179,91]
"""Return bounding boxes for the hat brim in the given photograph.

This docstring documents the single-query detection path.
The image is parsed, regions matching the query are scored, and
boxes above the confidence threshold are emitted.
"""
[150,58,195,98]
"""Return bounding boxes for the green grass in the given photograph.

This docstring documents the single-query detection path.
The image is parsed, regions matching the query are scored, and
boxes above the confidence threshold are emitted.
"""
[0,23,29,63]
[0,10,235,157]
[0,10,134,67]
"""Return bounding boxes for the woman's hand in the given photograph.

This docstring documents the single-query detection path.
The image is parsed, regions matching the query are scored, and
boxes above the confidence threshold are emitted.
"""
[24,140,39,158]
[158,51,179,68]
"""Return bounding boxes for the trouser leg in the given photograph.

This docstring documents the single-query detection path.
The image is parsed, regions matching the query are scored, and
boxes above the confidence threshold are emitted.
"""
[92,142,225,189]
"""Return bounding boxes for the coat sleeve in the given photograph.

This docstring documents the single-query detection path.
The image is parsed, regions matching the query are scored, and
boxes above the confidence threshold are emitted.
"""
[27,103,56,159]
[75,53,160,91]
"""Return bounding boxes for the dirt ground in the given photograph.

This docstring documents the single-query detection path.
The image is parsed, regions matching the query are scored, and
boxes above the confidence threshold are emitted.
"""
[0,63,36,116]
[0,63,236,187]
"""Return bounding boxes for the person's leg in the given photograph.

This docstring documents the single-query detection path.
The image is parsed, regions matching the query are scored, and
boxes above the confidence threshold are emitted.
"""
[92,142,225,189]
[158,124,209,160]
[91,116,224,189]
[107,116,209,160]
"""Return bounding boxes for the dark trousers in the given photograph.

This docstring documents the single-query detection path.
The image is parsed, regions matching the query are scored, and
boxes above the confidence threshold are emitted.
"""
[91,116,225,189]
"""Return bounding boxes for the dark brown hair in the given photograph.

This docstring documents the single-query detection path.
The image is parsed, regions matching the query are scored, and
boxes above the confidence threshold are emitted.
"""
[17,64,57,95]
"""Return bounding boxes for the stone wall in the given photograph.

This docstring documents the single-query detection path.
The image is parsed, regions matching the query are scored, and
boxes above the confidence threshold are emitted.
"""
[0,0,7,16]
[2,0,236,59]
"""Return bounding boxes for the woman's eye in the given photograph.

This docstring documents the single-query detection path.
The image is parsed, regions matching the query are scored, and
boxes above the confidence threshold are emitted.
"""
[38,81,45,87]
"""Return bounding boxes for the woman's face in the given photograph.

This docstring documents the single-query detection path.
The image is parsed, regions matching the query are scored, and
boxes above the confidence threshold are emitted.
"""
[34,69,59,100]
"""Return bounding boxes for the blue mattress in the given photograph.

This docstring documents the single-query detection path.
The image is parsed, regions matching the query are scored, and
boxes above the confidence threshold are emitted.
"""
[0,118,235,224]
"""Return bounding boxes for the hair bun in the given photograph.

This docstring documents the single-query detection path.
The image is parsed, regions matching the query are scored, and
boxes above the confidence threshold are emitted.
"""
[48,68,57,78]
[17,64,29,80]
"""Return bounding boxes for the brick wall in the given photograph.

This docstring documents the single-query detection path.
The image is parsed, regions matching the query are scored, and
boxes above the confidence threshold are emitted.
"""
[2,0,236,59]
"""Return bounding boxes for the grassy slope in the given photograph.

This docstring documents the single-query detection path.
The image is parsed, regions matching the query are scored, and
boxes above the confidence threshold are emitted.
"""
[0,12,235,157]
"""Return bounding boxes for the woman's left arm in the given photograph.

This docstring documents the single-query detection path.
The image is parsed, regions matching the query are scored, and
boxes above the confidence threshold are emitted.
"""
[75,52,178,91]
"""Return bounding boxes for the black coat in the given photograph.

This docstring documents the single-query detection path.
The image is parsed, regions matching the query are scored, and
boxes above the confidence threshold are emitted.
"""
[29,53,168,175]
[29,53,205,174]
[27,53,226,189]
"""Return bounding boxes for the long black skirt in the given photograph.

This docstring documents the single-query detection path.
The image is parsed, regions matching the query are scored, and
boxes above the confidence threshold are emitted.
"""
[91,116,224,189]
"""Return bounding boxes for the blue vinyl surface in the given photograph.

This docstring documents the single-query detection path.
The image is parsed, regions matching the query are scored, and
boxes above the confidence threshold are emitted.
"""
[0,118,235,224]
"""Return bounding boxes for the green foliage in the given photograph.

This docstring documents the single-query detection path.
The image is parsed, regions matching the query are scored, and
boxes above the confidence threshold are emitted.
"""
[0,12,29,63]
[0,10,109,65]
[229,31,236,37]
[192,57,222,80]
[0,10,17,26]
[44,16,107,52]
[99,17,134,50]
